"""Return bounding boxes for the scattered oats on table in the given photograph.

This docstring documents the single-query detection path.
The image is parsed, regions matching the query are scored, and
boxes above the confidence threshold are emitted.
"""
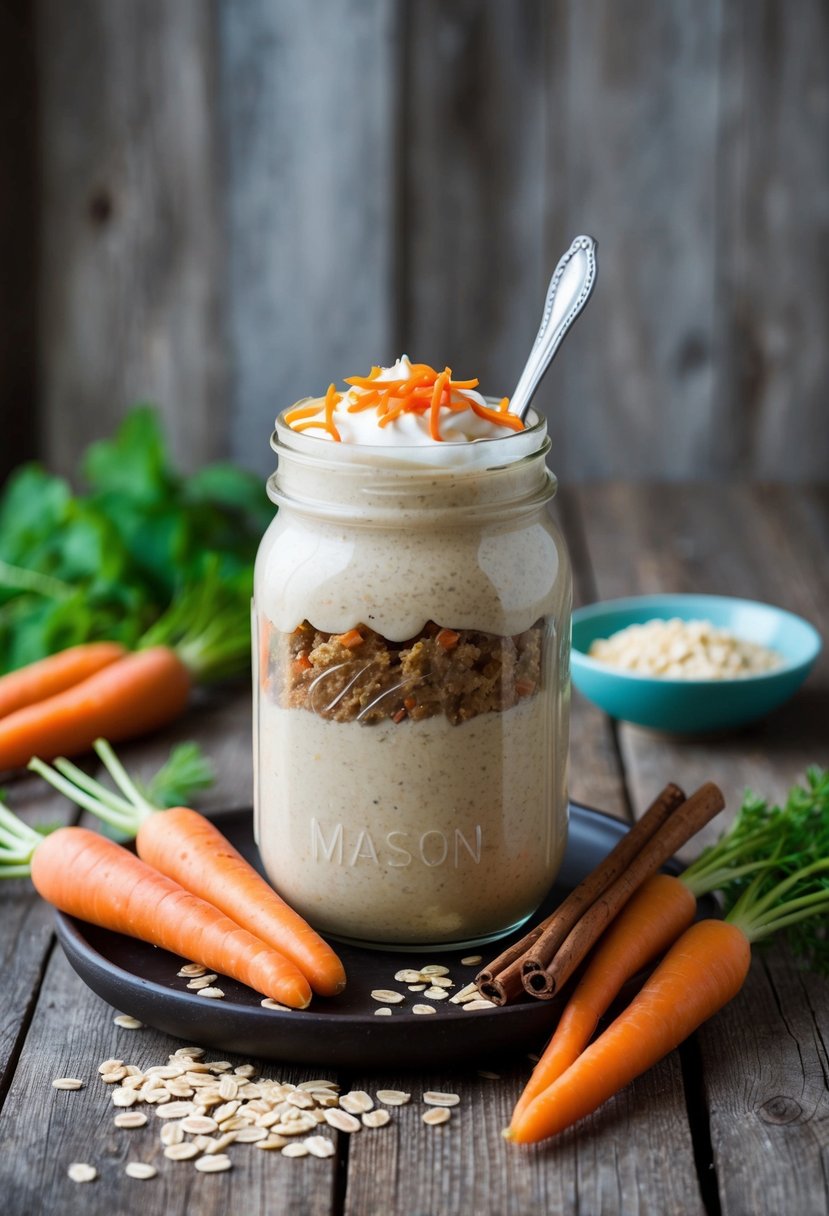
[323,1108,361,1134]
[194,1153,232,1173]
[113,1014,143,1030]
[52,1077,84,1090]
[412,1004,436,1015]
[164,1142,199,1161]
[67,1163,97,1183]
[339,1090,373,1114]
[376,1090,410,1106]
[305,1135,336,1158]
[423,1091,460,1107]
[423,1107,451,1126]
[125,1162,157,1180]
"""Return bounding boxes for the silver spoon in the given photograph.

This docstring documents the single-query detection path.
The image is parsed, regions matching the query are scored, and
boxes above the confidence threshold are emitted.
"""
[509,235,598,421]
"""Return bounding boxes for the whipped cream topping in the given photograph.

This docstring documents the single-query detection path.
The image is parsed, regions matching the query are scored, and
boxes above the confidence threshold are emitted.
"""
[283,356,521,445]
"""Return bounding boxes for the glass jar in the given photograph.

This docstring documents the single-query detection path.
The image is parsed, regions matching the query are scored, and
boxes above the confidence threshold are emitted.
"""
[253,406,571,951]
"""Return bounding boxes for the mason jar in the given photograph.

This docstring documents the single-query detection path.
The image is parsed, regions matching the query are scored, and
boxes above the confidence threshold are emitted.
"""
[252,405,571,951]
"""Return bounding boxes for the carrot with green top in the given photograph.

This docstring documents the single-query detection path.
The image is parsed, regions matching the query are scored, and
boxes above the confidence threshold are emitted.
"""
[0,568,250,770]
[512,770,825,1117]
[29,739,347,997]
[507,769,829,1143]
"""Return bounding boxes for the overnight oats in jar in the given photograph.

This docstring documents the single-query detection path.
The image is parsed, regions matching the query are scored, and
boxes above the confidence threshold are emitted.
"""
[253,357,571,950]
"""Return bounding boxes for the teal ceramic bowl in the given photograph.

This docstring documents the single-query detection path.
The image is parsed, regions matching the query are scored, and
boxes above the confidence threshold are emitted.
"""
[571,594,822,733]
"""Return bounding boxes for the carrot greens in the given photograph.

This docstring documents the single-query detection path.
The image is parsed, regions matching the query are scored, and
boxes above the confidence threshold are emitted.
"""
[0,740,213,876]
[685,766,829,970]
[0,407,273,675]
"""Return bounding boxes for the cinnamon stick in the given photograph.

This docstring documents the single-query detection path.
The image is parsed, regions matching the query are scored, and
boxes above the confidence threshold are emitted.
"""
[476,782,686,1005]
[523,781,725,999]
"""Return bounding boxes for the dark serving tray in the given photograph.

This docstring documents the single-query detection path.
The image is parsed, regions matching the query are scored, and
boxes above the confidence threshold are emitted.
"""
[54,803,711,1069]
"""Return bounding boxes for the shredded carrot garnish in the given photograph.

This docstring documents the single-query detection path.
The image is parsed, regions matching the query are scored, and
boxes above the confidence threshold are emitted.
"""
[392,708,407,724]
[336,629,364,649]
[284,402,325,425]
[429,369,451,442]
[293,654,312,674]
[285,363,523,440]
[324,383,342,442]
[293,419,332,433]
[403,696,417,711]
[515,678,536,697]
[468,398,525,432]
[436,628,460,651]
[347,389,381,412]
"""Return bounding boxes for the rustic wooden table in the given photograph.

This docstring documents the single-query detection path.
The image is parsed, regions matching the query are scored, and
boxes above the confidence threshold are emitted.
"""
[1,484,827,1216]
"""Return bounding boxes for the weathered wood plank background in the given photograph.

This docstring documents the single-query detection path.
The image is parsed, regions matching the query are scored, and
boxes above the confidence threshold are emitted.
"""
[2,0,828,481]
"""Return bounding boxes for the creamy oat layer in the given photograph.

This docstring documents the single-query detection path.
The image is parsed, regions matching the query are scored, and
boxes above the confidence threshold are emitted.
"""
[256,695,567,945]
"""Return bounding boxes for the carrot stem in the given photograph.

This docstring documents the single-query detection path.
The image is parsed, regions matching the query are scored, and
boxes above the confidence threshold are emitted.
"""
[0,803,41,846]
[92,738,156,817]
[53,757,139,821]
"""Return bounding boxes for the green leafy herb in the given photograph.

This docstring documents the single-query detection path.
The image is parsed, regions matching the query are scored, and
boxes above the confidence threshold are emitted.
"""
[684,767,829,972]
[0,406,273,677]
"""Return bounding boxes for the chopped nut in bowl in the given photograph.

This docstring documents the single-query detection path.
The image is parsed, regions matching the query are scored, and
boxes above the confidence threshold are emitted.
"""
[571,594,821,734]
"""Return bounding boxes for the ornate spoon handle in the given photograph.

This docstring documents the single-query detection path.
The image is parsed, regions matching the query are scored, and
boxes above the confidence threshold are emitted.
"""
[509,235,598,422]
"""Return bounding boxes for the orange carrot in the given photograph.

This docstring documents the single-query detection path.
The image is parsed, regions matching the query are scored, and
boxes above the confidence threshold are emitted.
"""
[29,826,312,1008]
[336,629,364,649]
[435,628,460,651]
[0,647,190,769]
[509,798,829,1144]
[0,642,126,719]
[506,919,751,1143]
[512,874,696,1121]
[323,382,342,441]
[30,741,347,998]
[137,808,345,996]
[468,397,525,432]
[429,370,451,441]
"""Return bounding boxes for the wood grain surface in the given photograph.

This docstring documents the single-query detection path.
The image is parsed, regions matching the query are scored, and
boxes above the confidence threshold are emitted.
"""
[36,0,226,476]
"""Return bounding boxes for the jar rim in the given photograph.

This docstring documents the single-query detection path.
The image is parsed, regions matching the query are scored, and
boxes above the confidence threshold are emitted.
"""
[271,401,549,473]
